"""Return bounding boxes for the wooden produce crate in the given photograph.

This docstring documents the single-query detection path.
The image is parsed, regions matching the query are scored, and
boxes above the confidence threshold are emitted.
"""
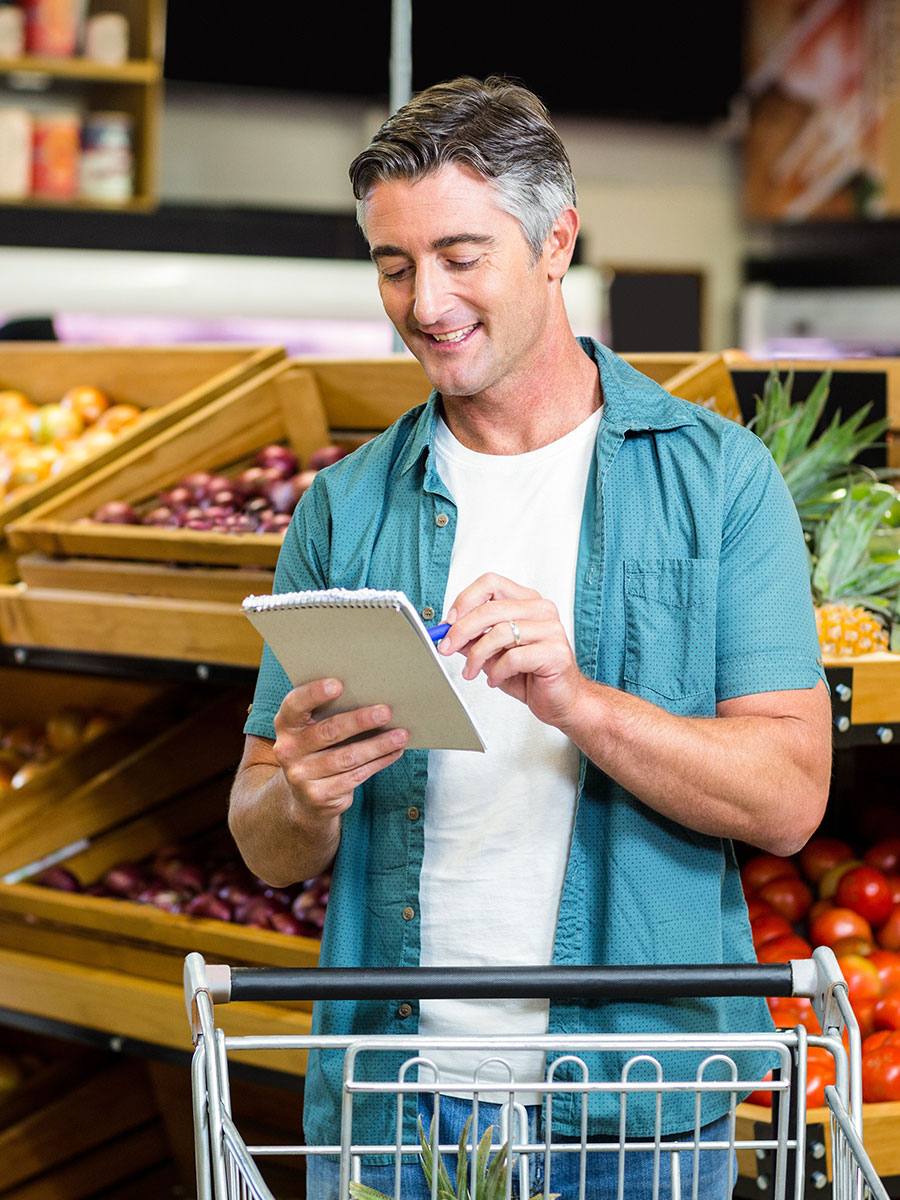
[0,685,318,1072]
[0,665,173,843]
[0,1031,174,1200]
[0,582,266,666]
[0,344,285,583]
[4,356,406,572]
[736,1098,900,1187]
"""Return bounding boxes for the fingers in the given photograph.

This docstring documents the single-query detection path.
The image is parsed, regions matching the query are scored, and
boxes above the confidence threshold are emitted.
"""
[460,617,563,682]
[438,595,559,661]
[443,572,540,626]
[272,678,408,807]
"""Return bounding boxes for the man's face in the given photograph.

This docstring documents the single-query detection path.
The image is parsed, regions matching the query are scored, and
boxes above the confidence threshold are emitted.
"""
[363,164,560,402]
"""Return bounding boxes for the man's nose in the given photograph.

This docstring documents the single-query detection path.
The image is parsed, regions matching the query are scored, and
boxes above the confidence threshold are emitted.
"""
[413,264,453,327]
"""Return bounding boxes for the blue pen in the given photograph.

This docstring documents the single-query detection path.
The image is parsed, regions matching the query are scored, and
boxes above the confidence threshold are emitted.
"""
[427,621,451,643]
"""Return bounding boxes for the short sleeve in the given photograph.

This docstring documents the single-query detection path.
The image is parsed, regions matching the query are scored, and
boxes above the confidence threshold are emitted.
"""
[243,479,330,740]
[715,433,826,701]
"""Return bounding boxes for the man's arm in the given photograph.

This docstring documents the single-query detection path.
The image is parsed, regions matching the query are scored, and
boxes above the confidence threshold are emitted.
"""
[562,677,831,855]
[228,677,409,887]
[438,573,832,856]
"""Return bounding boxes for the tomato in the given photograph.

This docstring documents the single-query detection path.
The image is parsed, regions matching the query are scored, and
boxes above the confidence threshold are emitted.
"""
[746,1069,774,1107]
[800,836,855,884]
[886,875,900,906]
[862,1044,900,1102]
[819,858,863,899]
[810,906,874,948]
[877,905,900,952]
[865,838,900,876]
[832,934,875,956]
[837,953,882,1006]
[863,1030,900,1056]
[809,897,834,924]
[868,949,900,992]
[768,996,821,1034]
[745,895,775,922]
[741,854,799,893]
[836,865,894,928]
[751,912,794,949]
[757,934,814,963]
[873,989,900,1031]
[806,1046,836,1109]
[759,874,814,923]
[855,996,879,1040]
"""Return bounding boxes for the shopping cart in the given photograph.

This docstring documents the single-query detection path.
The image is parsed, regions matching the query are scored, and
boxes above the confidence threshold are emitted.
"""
[184,946,889,1200]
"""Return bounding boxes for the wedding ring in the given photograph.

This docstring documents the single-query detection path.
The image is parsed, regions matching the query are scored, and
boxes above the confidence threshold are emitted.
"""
[508,619,521,647]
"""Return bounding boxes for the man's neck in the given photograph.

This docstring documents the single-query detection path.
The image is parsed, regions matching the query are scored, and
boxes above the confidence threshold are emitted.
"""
[440,334,601,455]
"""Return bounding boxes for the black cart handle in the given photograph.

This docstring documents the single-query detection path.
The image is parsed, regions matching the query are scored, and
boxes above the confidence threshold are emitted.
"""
[219,961,803,1004]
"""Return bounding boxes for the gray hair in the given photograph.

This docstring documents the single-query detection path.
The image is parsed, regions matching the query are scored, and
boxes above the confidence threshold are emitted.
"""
[349,76,577,261]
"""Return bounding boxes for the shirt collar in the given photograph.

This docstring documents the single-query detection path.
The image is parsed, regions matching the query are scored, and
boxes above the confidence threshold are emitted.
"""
[397,337,699,478]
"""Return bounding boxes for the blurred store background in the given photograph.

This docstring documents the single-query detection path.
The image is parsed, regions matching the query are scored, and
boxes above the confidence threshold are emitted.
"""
[1,0,899,359]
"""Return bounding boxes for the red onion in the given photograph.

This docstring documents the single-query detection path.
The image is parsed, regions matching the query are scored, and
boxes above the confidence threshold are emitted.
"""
[32,866,81,892]
[308,445,348,470]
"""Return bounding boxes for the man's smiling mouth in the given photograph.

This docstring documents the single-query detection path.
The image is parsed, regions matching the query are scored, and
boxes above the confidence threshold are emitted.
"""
[429,324,479,343]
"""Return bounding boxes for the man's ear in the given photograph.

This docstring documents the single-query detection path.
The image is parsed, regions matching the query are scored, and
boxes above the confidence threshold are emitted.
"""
[545,206,580,280]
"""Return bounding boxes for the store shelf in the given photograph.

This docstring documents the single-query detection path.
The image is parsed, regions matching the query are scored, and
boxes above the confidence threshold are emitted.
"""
[826,658,900,747]
[0,0,166,209]
[0,53,160,83]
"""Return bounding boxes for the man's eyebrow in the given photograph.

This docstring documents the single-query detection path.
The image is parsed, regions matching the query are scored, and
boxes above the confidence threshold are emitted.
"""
[370,233,496,261]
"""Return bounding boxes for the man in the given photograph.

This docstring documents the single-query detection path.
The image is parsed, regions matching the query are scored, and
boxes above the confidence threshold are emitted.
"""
[229,76,832,1198]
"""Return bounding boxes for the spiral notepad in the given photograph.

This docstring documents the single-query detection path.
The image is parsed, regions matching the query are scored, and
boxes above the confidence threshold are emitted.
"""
[242,589,485,751]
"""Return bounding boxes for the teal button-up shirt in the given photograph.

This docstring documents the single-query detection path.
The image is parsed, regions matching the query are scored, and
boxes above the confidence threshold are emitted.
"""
[246,339,826,1149]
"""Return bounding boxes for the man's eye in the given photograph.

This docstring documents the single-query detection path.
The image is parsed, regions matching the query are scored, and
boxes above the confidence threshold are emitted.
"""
[381,266,410,281]
[450,259,478,271]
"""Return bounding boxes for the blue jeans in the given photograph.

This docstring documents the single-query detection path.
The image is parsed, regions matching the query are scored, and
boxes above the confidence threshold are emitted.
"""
[305,1092,737,1199]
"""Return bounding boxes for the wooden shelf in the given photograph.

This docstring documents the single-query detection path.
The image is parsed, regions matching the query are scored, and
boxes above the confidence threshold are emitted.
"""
[0,0,166,209]
[0,54,160,83]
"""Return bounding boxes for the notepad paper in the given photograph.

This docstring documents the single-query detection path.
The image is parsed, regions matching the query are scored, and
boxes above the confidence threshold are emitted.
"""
[242,589,485,752]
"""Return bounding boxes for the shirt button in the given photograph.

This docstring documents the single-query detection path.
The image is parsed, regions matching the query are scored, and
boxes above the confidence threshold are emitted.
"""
[435,513,449,527]
[401,906,415,921]
[397,1002,413,1019]
[407,806,420,821]
[421,606,435,621]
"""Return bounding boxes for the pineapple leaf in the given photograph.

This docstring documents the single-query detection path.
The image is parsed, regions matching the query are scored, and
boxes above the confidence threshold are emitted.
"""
[455,1118,470,1200]
[348,1184,397,1200]
[750,368,893,523]
[480,1132,510,1200]
[811,489,900,607]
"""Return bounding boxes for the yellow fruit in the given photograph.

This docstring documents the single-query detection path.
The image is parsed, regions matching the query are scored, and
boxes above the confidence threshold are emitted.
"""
[28,403,83,445]
[815,603,889,656]
[59,384,110,425]
[0,390,35,420]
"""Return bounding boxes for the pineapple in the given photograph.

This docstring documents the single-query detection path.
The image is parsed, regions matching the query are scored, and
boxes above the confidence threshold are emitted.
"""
[815,604,890,657]
[750,368,900,656]
[750,368,891,529]
[810,488,900,657]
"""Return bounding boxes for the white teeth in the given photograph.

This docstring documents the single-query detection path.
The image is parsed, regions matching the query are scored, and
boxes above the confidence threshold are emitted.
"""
[431,324,476,343]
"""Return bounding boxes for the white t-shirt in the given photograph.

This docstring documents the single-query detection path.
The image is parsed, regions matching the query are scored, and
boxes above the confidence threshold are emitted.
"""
[418,405,602,1096]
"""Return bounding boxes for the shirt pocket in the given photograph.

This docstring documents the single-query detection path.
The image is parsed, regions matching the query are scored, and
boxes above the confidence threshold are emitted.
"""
[623,558,717,703]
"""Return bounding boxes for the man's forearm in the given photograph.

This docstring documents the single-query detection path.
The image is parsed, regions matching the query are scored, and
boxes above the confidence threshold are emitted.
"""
[228,762,341,888]
[562,680,832,856]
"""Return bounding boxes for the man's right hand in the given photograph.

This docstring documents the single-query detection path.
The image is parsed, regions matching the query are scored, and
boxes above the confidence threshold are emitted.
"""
[228,678,408,887]
[272,677,409,819]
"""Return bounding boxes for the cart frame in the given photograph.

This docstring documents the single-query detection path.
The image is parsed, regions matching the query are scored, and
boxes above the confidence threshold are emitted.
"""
[184,947,889,1200]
